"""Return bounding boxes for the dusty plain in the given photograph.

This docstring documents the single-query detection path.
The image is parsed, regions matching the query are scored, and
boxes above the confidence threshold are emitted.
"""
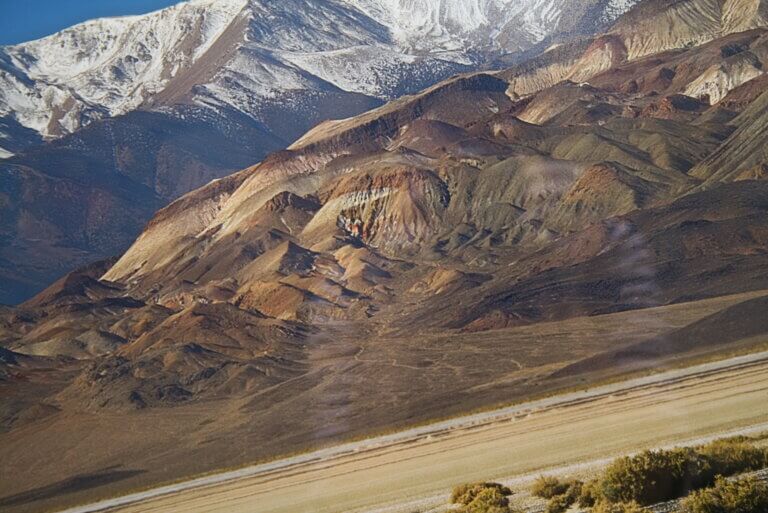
[76,351,768,513]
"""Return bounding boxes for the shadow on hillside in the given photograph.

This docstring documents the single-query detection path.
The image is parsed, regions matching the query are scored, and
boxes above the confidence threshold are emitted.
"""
[0,466,146,507]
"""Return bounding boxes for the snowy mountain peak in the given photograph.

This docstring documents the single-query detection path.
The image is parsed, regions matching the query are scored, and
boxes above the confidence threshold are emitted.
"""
[0,0,640,156]
[347,0,568,50]
[0,0,248,140]
[353,0,497,33]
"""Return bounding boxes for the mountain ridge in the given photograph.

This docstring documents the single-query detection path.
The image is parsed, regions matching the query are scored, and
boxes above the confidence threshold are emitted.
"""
[0,0,640,156]
[0,0,647,304]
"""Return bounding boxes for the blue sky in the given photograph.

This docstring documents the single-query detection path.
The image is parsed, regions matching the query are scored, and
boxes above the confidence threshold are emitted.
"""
[0,0,184,46]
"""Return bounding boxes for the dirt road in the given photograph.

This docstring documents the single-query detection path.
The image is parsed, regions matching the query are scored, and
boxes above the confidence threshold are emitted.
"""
[61,351,768,513]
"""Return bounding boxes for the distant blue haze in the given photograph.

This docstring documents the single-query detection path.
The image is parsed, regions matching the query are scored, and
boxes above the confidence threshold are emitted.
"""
[0,0,184,46]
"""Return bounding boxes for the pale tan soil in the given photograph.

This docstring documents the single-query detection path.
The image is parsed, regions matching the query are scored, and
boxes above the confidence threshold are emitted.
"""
[81,356,768,513]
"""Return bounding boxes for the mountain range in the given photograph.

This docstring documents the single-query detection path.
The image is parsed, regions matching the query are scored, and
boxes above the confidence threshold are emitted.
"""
[2,0,768,511]
[0,0,641,304]
[0,0,640,148]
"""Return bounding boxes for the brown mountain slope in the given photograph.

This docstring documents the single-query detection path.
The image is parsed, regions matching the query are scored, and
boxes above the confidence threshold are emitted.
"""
[500,0,768,97]
[1,33,763,392]
[553,293,768,378]
[452,180,768,331]
[18,25,768,374]
[0,108,290,305]
[690,89,768,184]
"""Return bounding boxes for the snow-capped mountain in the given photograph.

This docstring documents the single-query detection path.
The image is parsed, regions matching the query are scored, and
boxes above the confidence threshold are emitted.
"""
[0,0,639,157]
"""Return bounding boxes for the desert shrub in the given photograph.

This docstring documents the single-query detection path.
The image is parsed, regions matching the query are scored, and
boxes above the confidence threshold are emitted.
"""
[452,483,480,505]
[546,493,574,513]
[698,438,768,477]
[451,483,512,513]
[532,475,570,499]
[460,486,520,513]
[600,448,714,505]
[597,439,768,508]
[578,479,602,508]
[465,487,509,511]
[680,475,768,513]
[545,479,583,513]
[591,501,646,513]
[564,480,583,500]
[533,476,584,513]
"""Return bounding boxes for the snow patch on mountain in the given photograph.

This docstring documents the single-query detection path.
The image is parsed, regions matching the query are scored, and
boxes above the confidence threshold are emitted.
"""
[0,0,247,137]
[602,0,639,22]
[0,0,641,155]
[348,0,565,50]
[279,46,467,98]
